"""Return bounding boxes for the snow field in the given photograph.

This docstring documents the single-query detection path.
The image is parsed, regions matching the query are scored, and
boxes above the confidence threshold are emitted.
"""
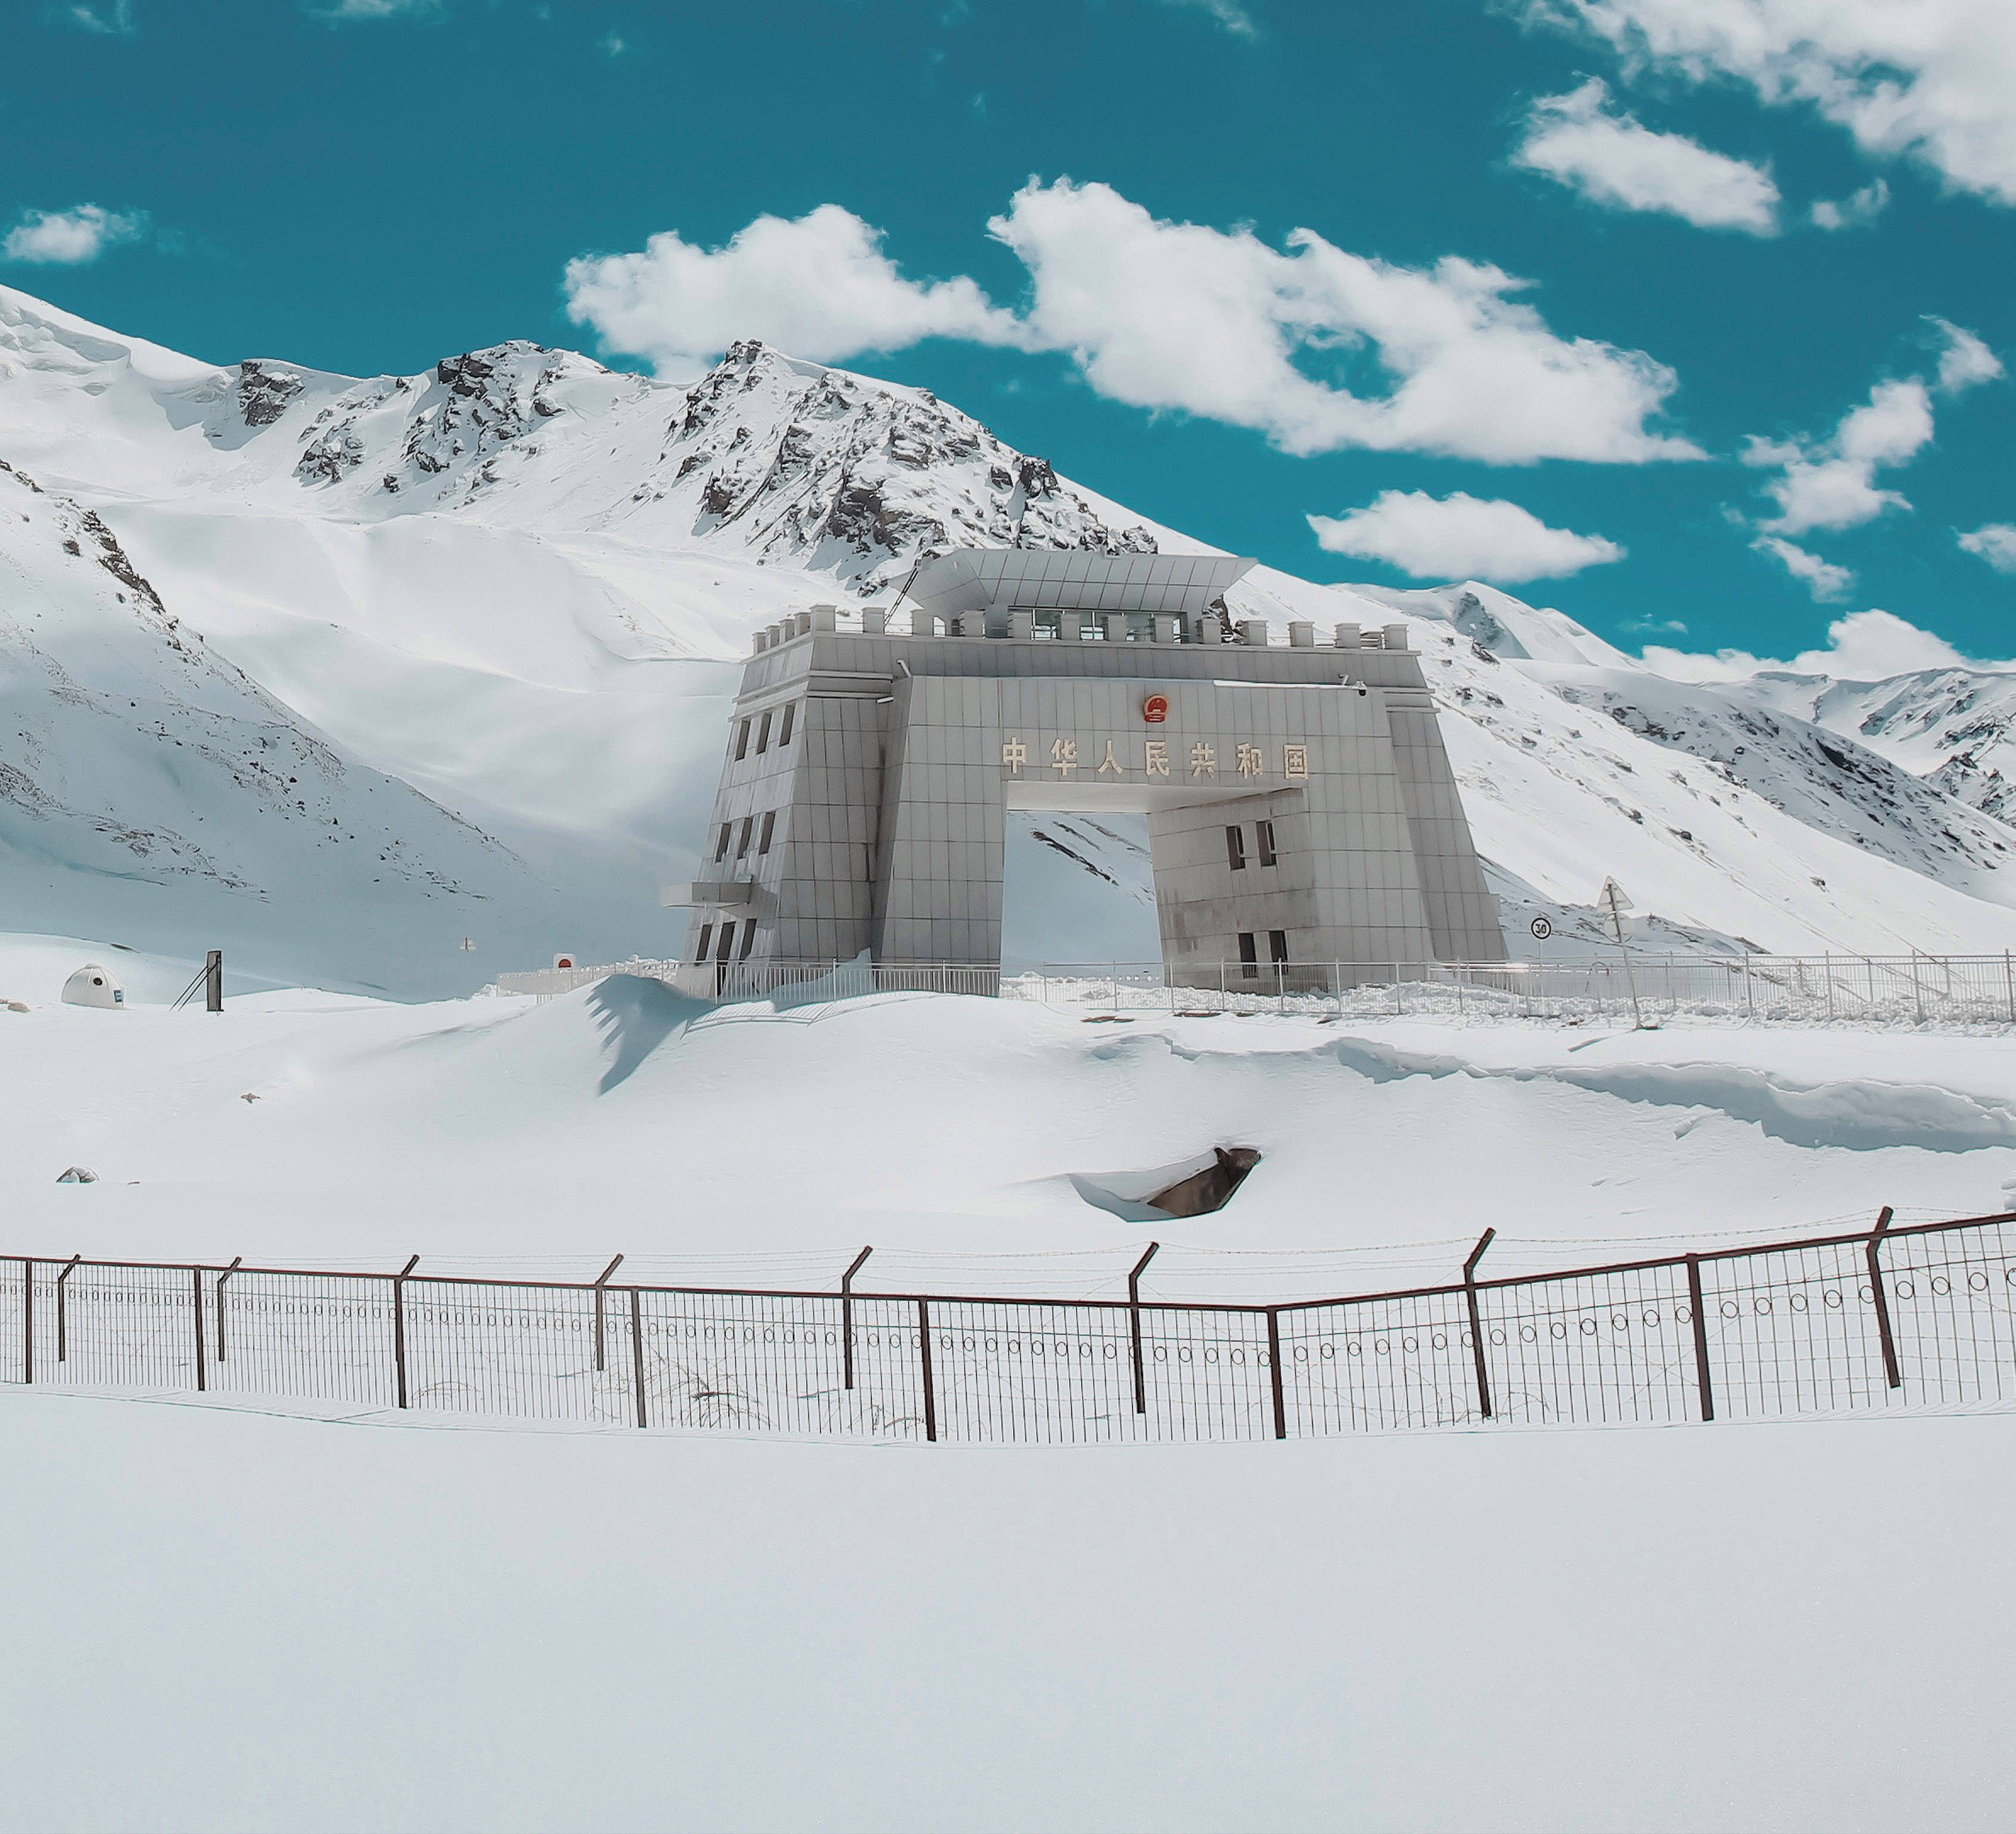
[1,1390,2010,1833]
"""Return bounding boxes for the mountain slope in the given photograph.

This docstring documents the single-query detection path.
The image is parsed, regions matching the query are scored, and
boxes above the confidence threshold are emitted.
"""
[0,458,627,996]
[5,279,2016,973]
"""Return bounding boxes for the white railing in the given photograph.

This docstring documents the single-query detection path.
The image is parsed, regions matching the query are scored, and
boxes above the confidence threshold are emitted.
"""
[491,952,2016,1027]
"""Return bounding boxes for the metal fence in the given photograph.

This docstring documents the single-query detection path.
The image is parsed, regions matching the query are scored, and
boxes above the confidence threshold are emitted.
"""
[493,954,2016,1027]
[8,1209,2015,1441]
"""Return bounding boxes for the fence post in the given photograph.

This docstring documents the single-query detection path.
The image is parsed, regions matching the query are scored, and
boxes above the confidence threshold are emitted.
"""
[2005,952,2014,1025]
[629,1287,648,1429]
[1685,1254,1715,1422]
[55,1255,80,1364]
[592,1254,624,1373]
[1265,1309,1287,1440]
[917,1298,937,1442]
[1743,953,1754,1021]
[213,1256,241,1362]
[1463,1229,1496,1420]
[1128,1241,1160,1417]
[21,1258,32,1385]
[191,1266,206,1391]
[392,1254,419,1409]
[1866,1207,1902,1391]
[841,1245,872,1390]
[1911,957,1924,1025]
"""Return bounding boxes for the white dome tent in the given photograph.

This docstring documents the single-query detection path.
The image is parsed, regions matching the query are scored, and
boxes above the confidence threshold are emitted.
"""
[61,963,125,1009]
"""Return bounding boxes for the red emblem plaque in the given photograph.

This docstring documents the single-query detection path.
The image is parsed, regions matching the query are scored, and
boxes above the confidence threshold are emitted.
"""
[1142,694,1169,724]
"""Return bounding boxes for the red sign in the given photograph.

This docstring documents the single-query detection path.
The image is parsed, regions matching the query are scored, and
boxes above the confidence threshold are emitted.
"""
[1142,694,1169,725]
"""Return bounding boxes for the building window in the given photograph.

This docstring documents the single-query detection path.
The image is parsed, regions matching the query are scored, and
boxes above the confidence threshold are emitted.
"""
[1257,819,1277,868]
[735,719,751,761]
[739,922,758,960]
[714,822,732,862]
[715,920,736,962]
[1225,824,1247,871]
[1269,930,1289,966]
[777,702,796,746]
[758,810,776,854]
[736,815,754,858]
[756,709,772,753]
[693,923,713,963]
[1237,931,1258,979]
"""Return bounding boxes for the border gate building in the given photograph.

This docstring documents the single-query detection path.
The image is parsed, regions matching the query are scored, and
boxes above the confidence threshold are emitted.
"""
[667,549,1505,983]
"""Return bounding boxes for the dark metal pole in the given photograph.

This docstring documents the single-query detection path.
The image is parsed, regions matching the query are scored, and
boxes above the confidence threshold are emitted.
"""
[1463,1227,1497,1420]
[1128,1241,1160,1416]
[841,1245,872,1391]
[392,1254,419,1409]
[1867,1206,1902,1390]
[1685,1254,1715,1422]
[628,1286,648,1429]
[1265,1308,1287,1441]
[21,1259,32,1385]
[592,1254,624,1373]
[917,1298,937,1443]
[213,1256,241,1362]
[55,1255,80,1364]
[191,1266,206,1391]
[204,949,223,1014]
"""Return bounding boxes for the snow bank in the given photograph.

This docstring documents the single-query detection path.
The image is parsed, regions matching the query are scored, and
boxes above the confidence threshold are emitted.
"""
[1328,1035,2016,1152]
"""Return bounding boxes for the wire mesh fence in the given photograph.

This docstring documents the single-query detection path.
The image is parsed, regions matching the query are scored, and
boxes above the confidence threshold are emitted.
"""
[6,1210,2015,1443]
[493,953,2016,1027]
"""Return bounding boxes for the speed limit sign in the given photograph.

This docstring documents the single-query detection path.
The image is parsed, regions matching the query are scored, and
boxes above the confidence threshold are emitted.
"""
[1530,916,1553,941]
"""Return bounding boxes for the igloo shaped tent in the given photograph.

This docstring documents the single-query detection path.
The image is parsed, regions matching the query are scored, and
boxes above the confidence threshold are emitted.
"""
[61,964,125,1009]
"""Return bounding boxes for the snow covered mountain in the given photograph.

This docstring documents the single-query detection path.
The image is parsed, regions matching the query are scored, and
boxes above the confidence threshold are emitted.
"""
[5,278,2016,981]
[0,457,602,996]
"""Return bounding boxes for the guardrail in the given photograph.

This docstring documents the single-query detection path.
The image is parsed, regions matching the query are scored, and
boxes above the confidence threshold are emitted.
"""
[8,1209,2015,1442]
[493,953,2016,1025]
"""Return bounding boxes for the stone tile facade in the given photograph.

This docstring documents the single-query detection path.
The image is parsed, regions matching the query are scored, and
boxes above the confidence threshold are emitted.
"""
[670,582,1505,983]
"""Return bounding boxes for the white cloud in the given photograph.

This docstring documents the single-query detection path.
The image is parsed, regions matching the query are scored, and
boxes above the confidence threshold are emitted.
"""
[1513,78,1781,232]
[563,204,1025,376]
[1517,0,2016,206]
[1959,524,2016,573]
[1155,0,1256,36]
[1644,608,1984,682]
[598,30,626,57]
[565,179,1700,464]
[1743,377,1933,535]
[985,179,1697,461]
[1,204,148,266]
[1307,490,1626,583]
[46,1,135,32]
[315,0,438,17]
[1809,178,1888,229]
[1751,534,1855,601]
[1927,316,2003,394]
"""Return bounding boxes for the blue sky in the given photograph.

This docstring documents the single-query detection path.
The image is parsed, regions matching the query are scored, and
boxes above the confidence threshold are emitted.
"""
[5,0,2013,672]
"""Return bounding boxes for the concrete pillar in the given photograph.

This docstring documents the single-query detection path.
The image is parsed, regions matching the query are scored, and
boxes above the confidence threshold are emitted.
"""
[1238,618,1268,646]
[810,605,838,633]
[1333,621,1360,649]
[1009,611,1035,641]
[1154,614,1180,645]
[1060,611,1084,641]
[791,612,812,638]
[1289,621,1315,648]
[1103,614,1127,644]
[1199,613,1225,645]
[752,629,769,654]
[1383,622,1410,652]
[910,611,937,637]
[956,611,988,638]
[861,608,887,635]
